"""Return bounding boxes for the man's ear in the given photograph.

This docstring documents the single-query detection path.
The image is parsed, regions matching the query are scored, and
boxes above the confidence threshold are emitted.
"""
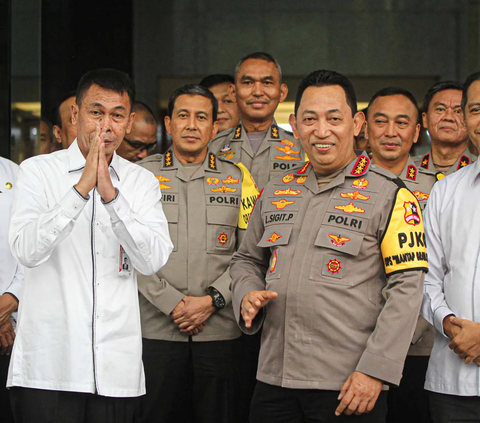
[289,113,299,140]
[164,115,172,135]
[353,111,366,137]
[279,83,288,103]
[229,84,237,102]
[53,125,62,144]
[126,112,136,134]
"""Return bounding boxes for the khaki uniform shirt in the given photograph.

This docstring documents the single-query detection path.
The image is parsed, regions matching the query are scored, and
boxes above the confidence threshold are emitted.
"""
[231,155,427,390]
[138,149,258,342]
[210,121,305,190]
[394,156,439,356]
[413,147,477,177]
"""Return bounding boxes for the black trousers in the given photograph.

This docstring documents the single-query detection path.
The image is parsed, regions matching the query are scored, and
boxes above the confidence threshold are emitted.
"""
[386,355,432,423]
[140,337,244,423]
[429,391,480,423]
[9,387,139,423]
[0,354,14,423]
[250,381,387,423]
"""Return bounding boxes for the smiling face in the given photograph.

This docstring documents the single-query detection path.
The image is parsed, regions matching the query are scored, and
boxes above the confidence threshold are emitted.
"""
[209,82,239,133]
[72,84,134,162]
[422,89,467,146]
[289,85,363,175]
[366,94,420,169]
[232,58,287,124]
[464,80,480,151]
[165,94,219,163]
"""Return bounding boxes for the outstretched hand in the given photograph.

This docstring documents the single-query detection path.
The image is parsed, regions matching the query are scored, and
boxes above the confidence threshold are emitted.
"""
[241,290,278,328]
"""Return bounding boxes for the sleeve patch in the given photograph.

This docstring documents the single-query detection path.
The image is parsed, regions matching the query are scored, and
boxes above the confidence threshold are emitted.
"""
[381,188,428,275]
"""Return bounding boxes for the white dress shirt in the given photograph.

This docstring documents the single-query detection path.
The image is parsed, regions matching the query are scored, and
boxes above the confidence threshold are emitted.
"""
[421,157,480,396]
[8,140,173,397]
[0,157,24,323]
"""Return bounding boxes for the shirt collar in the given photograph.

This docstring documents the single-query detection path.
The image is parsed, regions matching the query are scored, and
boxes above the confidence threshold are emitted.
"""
[471,155,480,186]
[67,138,121,181]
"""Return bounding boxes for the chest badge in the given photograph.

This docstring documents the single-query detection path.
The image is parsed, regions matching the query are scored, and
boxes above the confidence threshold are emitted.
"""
[403,201,421,226]
[340,191,370,201]
[328,234,351,247]
[270,251,278,273]
[271,199,295,210]
[412,190,429,201]
[282,173,295,184]
[274,139,301,161]
[218,144,235,160]
[222,175,239,184]
[326,258,342,275]
[296,176,307,184]
[334,202,365,214]
[206,177,220,186]
[211,186,237,193]
[273,187,301,196]
[218,232,228,246]
[267,232,283,243]
[351,178,369,189]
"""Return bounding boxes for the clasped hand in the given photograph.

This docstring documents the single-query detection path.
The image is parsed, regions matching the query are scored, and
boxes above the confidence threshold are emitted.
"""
[445,316,480,365]
[171,296,216,336]
[75,124,116,202]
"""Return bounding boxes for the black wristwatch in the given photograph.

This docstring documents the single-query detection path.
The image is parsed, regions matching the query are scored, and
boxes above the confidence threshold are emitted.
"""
[207,287,226,310]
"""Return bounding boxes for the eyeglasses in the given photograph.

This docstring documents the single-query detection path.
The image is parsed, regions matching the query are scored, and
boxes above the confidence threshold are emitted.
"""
[123,138,157,153]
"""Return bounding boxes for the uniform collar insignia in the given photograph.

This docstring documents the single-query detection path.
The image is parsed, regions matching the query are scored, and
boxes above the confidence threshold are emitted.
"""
[208,152,217,170]
[295,162,311,175]
[457,154,471,170]
[406,164,417,181]
[420,153,430,169]
[233,125,242,139]
[164,150,174,168]
[271,124,280,139]
[348,154,370,176]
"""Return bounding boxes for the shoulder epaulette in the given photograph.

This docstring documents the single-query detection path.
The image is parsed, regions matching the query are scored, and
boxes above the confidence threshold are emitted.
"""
[369,164,397,180]
[137,153,163,165]
[212,126,235,141]
[391,178,408,189]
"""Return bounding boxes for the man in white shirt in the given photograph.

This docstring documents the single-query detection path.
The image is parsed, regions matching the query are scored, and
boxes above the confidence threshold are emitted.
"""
[7,68,173,423]
[0,156,24,423]
[422,71,480,422]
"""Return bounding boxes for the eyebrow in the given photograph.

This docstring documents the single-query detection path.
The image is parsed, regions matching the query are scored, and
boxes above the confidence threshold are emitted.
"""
[433,101,461,108]
[90,102,127,111]
[468,102,480,109]
[177,108,209,115]
[241,75,274,81]
[373,112,411,120]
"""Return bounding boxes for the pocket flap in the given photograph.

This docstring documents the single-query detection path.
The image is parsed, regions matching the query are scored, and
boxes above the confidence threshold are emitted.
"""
[314,226,364,256]
[162,204,179,223]
[257,225,293,248]
[207,206,238,226]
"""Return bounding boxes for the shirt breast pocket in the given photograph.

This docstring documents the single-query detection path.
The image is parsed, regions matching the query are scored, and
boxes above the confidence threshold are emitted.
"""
[309,226,364,285]
[257,225,293,281]
[206,207,238,255]
[163,204,178,252]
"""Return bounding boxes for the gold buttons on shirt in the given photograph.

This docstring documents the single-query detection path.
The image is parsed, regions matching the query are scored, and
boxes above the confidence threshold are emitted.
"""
[6,182,12,189]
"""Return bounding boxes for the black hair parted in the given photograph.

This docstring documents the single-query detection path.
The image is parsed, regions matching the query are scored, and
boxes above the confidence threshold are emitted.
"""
[167,84,218,122]
[367,87,420,122]
[76,68,135,110]
[295,70,357,116]
[423,80,463,114]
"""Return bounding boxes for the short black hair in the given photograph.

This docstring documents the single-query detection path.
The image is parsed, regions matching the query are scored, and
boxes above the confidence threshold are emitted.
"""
[423,80,463,114]
[367,87,419,122]
[199,74,234,89]
[462,72,480,112]
[76,68,135,110]
[52,90,76,128]
[167,84,218,122]
[295,70,357,116]
[234,52,282,82]
[132,101,157,125]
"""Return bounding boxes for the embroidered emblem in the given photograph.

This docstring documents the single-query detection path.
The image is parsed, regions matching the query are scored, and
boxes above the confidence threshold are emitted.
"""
[350,155,370,176]
[297,162,311,175]
[351,178,369,189]
[211,186,237,193]
[222,175,239,184]
[420,153,430,169]
[5,182,12,190]
[270,251,278,273]
[217,151,234,160]
[156,174,170,183]
[233,125,242,139]
[206,177,220,186]
[296,176,307,184]
[412,190,429,201]
[220,144,231,152]
[436,172,445,181]
[282,174,295,184]
[273,187,301,196]
[208,153,217,170]
[404,201,421,226]
[271,125,279,139]
[406,165,417,181]
[267,232,283,243]
[334,202,366,214]
[159,184,173,190]
[164,151,173,167]
[274,140,301,161]
[458,155,471,170]
[271,199,296,210]
[340,191,370,201]
[218,232,228,245]
[326,258,342,275]
[328,234,351,247]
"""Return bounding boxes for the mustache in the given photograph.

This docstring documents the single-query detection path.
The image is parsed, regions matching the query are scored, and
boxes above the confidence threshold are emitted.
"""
[246,99,270,105]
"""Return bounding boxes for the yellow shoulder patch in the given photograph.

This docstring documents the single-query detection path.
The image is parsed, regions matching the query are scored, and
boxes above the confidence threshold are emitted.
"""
[381,187,428,275]
[235,162,259,230]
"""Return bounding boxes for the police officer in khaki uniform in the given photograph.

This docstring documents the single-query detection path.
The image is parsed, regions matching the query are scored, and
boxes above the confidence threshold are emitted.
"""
[210,52,305,190]
[230,70,427,423]
[365,87,438,423]
[414,81,476,176]
[137,85,258,423]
